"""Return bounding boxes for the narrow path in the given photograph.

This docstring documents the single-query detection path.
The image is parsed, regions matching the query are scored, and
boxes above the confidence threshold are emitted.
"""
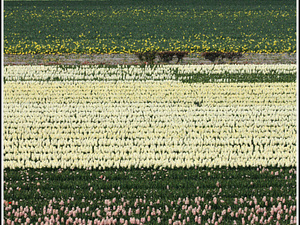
[4,53,296,65]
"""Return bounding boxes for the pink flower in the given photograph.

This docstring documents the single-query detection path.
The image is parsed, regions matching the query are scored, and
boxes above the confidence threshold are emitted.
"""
[197,217,201,224]
[265,201,268,206]
[129,217,135,224]
[234,198,238,205]
[248,215,252,221]
[157,217,161,223]
[254,199,258,205]
[277,214,281,220]
[135,208,140,214]
[213,197,217,204]
[285,215,289,220]
[97,210,101,217]
[157,209,161,215]
[192,209,196,216]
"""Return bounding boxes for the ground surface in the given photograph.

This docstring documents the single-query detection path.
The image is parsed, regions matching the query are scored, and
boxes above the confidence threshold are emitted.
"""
[4,53,296,66]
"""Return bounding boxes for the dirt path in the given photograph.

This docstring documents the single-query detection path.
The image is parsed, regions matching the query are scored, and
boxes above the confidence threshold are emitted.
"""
[4,53,296,66]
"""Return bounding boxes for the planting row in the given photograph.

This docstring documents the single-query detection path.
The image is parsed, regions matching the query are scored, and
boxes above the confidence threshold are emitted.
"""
[3,81,296,105]
[4,0,296,54]
[3,64,297,82]
[3,167,297,224]
[3,81,296,169]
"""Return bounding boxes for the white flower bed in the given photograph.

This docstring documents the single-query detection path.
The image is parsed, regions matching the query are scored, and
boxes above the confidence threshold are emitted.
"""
[174,64,297,75]
[3,64,296,81]
[3,77,297,169]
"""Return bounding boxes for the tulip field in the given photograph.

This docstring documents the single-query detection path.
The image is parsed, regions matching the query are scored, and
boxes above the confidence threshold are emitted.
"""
[3,64,297,224]
[4,0,296,54]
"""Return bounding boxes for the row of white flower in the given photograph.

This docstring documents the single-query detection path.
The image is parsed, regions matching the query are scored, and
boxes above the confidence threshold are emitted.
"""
[3,64,296,81]
[3,80,296,169]
[3,145,296,169]
[4,103,296,139]
[175,64,297,75]
[4,81,296,107]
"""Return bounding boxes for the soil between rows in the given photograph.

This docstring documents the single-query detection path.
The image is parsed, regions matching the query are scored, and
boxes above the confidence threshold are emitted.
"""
[4,53,296,66]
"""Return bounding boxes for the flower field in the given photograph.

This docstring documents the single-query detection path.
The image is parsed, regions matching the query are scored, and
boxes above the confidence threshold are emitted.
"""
[3,64,297,82]
[3,65,297,224]
[4,0,296,54]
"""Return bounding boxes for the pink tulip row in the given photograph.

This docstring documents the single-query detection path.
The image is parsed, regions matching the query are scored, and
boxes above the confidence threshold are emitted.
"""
[4,193,297,225]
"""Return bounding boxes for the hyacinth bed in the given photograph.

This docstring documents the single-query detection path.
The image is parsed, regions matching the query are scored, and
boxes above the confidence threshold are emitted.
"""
[3,64,297,224]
